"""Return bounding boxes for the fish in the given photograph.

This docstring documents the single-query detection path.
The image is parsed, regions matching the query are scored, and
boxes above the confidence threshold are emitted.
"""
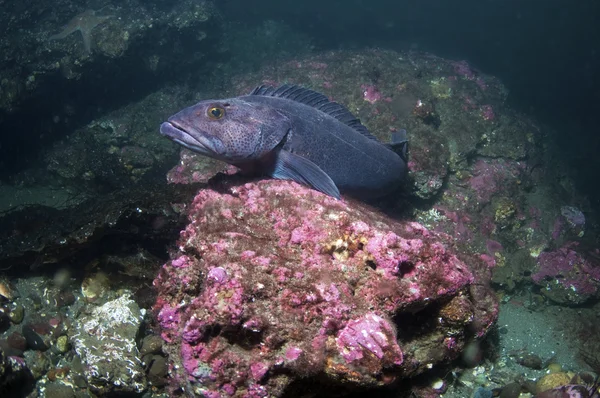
[159,84,408,200]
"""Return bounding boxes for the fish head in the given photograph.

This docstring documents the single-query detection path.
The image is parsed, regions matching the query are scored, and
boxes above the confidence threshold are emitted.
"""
[160,98,290,163]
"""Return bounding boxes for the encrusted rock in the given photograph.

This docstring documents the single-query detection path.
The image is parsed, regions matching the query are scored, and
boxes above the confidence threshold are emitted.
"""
[154,178,498,397]
[532,245,600,304]
[72,293,147,394]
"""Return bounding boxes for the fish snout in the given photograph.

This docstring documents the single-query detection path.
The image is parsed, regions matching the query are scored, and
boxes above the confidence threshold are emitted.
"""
[159,121,225,158]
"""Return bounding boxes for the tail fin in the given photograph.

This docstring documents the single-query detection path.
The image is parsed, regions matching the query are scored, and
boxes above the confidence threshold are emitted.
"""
[388,129,408,163]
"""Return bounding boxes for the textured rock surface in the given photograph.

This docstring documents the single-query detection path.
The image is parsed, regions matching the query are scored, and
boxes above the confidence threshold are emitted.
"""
[0,181,196,269]
[0,0,221,178]
[532,244,600,304]
[153,178,498,397]
[72,294,147,394]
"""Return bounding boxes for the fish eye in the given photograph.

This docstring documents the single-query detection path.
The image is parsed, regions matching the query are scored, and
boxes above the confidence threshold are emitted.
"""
[208,106,225,120]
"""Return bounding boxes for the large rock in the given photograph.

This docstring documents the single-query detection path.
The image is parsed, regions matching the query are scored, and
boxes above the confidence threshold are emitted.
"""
[0,181,196,270]
[532,244,600,304]
[153,178,498,397]
[72,294,147,395]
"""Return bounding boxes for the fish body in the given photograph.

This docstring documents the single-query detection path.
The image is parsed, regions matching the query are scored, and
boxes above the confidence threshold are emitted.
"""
[160,85,408,199]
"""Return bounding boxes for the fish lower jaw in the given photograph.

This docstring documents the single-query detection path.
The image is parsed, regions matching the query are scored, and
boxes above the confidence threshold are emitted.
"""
[173,140,229,160]
[160,123,222,157]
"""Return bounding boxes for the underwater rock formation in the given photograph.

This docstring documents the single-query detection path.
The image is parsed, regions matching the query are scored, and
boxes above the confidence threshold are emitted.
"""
[532,244,600,304]
[0,0,222,178]
[153,178,498,396]
[72,294,147,394]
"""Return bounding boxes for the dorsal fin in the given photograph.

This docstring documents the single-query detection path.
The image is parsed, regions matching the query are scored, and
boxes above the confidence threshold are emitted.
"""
[249,84,379,141]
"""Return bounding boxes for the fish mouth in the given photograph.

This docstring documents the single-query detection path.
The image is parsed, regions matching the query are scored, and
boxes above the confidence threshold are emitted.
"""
[159,121,224,157]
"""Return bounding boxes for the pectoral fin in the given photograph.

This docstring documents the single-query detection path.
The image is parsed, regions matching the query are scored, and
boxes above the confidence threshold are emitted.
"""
[271,149,341,199]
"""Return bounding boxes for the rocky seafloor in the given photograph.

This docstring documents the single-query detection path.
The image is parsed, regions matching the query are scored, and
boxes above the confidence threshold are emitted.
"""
[0,5,599,396]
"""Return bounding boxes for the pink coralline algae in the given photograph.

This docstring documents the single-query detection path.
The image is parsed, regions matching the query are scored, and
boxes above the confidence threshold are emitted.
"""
[166,149,231,185]
[559,205,585,238]
[532,245,600,304]
[336,313,403,365]
[468,159,523,204]
[480,104,495,121]
[451,61,491,93]
[153,179,498,397]
[452,60,477,80]
[479,240,504,267]
[537,383,600,398]
[361,84,382,103]
[485,239,503,256]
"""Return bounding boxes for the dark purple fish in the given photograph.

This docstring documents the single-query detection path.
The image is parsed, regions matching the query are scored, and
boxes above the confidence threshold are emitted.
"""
[160,85,408,199]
